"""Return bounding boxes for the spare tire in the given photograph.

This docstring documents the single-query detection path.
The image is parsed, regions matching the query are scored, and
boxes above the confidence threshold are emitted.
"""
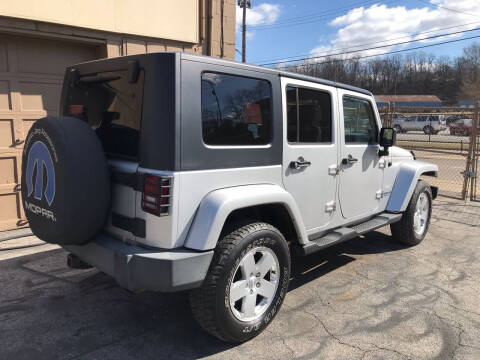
[21,116,110,245]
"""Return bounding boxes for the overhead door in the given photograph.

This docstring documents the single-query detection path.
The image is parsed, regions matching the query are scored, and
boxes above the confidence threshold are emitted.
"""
[0,34,98,231]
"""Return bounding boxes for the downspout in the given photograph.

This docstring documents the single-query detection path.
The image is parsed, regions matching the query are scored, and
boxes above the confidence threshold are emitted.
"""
[205,0,212,56]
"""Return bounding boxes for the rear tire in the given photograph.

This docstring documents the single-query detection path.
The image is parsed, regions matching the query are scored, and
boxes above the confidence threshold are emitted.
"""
[423,125,433,135]
[390,180,432,246]
[190,222,290,343]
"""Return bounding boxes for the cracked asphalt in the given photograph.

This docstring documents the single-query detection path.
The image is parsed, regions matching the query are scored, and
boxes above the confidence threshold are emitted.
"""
[1,198,479,360]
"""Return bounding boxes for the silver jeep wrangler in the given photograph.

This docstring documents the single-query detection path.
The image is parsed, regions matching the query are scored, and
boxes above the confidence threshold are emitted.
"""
[21,53,438,343]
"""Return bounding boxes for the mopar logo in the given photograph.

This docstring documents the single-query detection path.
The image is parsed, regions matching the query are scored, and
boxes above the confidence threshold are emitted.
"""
[25,141,56,206]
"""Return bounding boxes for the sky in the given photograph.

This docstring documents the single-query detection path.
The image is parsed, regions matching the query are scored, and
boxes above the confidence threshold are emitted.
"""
[234,0,480,66]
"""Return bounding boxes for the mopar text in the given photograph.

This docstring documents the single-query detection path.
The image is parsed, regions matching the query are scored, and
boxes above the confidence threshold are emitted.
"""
[24,200,57,222]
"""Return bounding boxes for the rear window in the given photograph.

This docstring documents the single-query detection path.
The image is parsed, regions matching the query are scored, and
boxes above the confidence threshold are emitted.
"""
[201,72,272,146]
[64,70,145,160]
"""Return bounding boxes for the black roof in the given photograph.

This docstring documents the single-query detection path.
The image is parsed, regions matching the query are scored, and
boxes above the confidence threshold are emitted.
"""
[180,52,372,96]
[71,52,372,96]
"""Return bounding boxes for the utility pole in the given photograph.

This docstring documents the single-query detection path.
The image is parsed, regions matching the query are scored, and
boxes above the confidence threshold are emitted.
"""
[238,0,251,63]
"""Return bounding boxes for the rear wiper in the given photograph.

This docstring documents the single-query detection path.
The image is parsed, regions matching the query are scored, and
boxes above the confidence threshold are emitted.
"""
[78,75,121,84]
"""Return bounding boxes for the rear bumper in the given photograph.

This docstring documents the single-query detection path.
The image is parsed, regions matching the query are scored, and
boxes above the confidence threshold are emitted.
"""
[64,233,214,292]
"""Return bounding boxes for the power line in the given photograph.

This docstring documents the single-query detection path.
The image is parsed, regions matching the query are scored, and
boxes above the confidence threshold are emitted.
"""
[252,21,480,64]
[248,0,386,29]
[260,26,480,66]
[271,34,480,70]
[249,0,398,30]
[417,0,480,18]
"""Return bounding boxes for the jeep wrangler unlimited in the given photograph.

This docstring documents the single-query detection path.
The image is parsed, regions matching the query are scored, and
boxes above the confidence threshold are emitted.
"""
[21,53,438,343]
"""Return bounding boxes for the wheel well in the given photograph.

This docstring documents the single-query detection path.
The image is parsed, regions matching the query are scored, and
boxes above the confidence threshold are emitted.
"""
[221,204,299,244]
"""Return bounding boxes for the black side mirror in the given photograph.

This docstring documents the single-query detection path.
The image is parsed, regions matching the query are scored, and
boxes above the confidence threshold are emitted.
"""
[379,127,396,156]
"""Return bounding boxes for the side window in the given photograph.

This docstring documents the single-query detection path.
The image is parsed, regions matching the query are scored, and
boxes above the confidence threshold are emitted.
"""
[286,86,332,143]
[342,96,378,144]
[201,72,272,146]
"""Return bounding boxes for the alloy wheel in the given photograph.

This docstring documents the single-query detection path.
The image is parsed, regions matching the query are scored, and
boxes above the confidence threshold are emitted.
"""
[229,247,280,322]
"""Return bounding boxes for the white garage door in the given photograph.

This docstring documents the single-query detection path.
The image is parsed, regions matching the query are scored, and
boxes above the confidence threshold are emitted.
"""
[0,34,98,231]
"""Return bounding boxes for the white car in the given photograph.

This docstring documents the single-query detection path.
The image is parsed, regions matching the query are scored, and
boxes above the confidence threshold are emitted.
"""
[21,53,439,343]
[394,114,447,134]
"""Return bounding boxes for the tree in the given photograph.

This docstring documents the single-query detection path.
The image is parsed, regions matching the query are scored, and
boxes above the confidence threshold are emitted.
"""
[286,42,480,104]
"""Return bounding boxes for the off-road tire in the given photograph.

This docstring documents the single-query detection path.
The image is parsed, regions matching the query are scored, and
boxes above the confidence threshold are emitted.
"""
[189,222,291,343]
[390,180,432,246]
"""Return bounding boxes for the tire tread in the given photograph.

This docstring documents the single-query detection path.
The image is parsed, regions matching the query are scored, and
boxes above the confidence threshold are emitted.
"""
[189,222,280,342]
[390,180,432,246]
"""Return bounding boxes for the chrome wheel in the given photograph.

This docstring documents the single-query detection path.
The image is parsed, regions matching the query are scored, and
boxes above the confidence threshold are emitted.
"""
[414,192,429,236]
[229,247,280,322]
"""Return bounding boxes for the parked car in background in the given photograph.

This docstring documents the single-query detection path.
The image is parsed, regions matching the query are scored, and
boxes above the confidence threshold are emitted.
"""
[380,112,407,125]
[449,118,479,136]
[446,114,471,125]
[394,114,446,134]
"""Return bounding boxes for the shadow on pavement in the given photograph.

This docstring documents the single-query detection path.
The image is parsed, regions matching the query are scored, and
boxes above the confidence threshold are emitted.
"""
[0,230,408,360]
[289,231,408,291]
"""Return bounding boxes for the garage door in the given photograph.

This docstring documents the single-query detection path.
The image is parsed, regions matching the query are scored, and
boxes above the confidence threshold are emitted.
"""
[0,34,98,231]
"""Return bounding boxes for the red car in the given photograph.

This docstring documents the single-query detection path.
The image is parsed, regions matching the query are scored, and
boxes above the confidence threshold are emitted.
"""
[449,119,479,136]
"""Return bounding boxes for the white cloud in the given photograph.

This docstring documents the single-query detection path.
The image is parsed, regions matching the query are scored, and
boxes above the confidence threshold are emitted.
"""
[236,3,281,30]
[310,0,480,60]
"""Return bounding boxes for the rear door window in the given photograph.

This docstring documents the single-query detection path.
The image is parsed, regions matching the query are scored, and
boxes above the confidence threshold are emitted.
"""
[286,86,332,143]
[64,70,145,160]
[201,72,272,146]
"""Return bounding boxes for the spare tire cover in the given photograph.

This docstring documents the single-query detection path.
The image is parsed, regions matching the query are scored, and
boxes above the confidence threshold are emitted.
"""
[21,116,110,245]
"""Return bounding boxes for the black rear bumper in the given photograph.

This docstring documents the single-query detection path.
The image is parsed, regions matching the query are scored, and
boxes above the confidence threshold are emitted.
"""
[64,233,213,292]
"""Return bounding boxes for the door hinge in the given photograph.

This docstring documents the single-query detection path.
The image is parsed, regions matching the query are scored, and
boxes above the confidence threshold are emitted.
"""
[376,190,383,199]
[328,164,340,176]
[378,159,387,169]
[325,201,336,213]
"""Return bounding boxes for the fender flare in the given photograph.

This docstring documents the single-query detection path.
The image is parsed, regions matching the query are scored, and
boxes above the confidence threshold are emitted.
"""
[183,184,308,251]
[386,160,438,212]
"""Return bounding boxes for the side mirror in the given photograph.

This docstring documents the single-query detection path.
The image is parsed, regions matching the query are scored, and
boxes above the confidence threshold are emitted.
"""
[379,127,396,156]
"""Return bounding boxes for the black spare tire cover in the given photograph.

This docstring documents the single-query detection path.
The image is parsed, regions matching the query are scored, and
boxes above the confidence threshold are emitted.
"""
[21,116,110,245]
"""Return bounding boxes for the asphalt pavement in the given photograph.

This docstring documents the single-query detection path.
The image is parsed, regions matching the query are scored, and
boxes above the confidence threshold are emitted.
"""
[0,198,479,360]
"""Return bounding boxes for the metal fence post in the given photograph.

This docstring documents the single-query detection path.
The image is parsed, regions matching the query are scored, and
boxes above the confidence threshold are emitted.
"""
[462,102,480,200]
[470,102,479,200]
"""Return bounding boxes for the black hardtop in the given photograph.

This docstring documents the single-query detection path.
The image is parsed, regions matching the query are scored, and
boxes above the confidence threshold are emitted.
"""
[61,52,373,172]
[179,52,372,96]
[67,52,372,96]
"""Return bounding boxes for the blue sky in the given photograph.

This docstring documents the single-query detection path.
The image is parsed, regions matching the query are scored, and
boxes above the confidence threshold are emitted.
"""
[235,0,480,65]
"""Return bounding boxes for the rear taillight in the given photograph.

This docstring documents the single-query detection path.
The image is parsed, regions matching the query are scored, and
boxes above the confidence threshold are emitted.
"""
[141,174,172,216]
[68,104,84,116]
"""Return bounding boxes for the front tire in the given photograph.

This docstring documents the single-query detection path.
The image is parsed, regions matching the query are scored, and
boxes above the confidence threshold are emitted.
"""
[190,222,291,343]
[423,125,433,135]
[390,180,432,246]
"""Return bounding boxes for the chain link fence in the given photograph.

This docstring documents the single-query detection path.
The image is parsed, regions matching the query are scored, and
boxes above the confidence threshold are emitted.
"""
[380,105,480,200]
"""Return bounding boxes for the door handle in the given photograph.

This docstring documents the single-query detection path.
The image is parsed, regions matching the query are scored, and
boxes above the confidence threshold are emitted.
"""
[290,160,311,170]
[342,155,358,165]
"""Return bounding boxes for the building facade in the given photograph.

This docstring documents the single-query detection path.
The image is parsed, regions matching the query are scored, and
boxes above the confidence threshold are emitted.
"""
[0,0,236,231]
